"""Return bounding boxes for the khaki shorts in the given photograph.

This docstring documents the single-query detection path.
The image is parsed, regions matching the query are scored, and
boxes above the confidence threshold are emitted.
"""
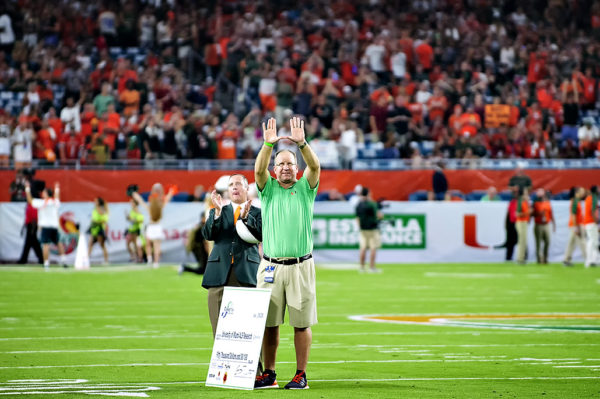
[256,257,317,328]
[359,229,381,250]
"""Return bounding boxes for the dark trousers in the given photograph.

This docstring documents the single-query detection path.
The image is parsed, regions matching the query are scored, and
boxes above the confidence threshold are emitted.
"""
[18,223,43,264]
[505,219,518,261]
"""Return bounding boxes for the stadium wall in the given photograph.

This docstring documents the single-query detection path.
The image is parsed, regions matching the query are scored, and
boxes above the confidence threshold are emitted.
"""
[0,201,582,264]
[0,169,598,201]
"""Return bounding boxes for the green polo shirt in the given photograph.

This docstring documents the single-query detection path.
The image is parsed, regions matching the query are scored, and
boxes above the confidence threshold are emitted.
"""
[258,175,319,257]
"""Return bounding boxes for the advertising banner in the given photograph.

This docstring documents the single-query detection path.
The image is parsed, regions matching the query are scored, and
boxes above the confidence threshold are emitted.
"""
[0,201,584,264]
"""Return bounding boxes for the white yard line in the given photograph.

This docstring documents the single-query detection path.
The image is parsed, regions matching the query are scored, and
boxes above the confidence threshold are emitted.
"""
[3,348,212,354]
[68,376,600,386]
[0,334,209,341]
[1,358,597,370]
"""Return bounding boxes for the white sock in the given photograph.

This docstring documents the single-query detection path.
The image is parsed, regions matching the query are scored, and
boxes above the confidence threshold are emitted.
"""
[147,255,153,264]
[44,260,49,267]
[60,255,66,263]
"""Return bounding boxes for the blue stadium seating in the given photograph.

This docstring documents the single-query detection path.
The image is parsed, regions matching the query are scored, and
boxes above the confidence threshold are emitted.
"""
[465,190,487,201]
[408,190,429,201]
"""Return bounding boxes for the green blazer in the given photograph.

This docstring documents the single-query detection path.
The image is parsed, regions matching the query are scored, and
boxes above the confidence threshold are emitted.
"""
[201,203,262,289]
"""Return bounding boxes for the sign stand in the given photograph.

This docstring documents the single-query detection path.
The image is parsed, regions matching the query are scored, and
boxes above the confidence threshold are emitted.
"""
[205,287,271,390]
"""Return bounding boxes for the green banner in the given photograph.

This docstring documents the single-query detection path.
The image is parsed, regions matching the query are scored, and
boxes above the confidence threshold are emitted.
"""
[312,214,426,249]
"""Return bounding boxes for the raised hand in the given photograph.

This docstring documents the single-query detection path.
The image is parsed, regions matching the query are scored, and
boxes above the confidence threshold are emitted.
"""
[289,116,305,144]
[262,117,280,144]
[211,190,224,217]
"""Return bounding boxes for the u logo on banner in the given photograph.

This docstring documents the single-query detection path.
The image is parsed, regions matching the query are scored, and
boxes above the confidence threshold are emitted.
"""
[463,214,504,250]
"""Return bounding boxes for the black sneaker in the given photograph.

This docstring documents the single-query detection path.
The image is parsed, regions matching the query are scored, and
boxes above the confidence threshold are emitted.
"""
[254,370,278,389]
[284,371,309,390]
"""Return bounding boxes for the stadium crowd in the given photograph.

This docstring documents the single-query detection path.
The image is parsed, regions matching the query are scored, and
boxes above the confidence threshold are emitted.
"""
[0,0,600,167]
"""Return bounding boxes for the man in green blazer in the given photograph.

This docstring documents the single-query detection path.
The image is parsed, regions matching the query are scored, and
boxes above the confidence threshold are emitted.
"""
[201,174,262,337]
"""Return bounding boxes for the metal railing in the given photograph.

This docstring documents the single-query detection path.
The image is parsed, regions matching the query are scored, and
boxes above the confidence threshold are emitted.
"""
[1,158,599,171]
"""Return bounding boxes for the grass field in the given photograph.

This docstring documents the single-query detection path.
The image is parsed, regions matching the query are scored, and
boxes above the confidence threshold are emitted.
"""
[1,262,599,398]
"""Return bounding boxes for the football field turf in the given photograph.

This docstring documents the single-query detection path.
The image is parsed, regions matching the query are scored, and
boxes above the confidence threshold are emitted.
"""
[1,263,599,398]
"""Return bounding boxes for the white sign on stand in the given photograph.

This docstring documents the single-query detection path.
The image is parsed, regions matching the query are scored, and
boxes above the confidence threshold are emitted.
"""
[205,287,271,390]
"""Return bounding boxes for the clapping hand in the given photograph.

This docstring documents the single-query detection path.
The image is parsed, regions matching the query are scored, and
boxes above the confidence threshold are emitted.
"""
[239,200,252,220]
[211,190,224,217]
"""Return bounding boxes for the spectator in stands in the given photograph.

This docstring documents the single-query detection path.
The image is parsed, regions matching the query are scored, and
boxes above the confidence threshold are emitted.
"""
[60,97,82,134]
[432,161,448,201]
[578,117,600,158]
[0,115,9,167]
[93,83,115,117]
[0,0,599,167]
[188,185,206,202]
[356,187,383,273]
[481,186,500,201]
[0,5,15,55]
[508,166,532,192]
[11,119,33,169]
[561,83,580,145]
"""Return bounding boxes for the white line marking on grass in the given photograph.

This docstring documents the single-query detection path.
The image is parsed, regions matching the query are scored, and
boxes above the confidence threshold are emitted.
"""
[3,348,212,354]
[424,272,515,278]
[553,365,600,368]
[102,376,600,386]
[0,315,202,320]
[1,358,591,370]
[316,263,360,270]
[0,379,160,397]
[0,334,208,341]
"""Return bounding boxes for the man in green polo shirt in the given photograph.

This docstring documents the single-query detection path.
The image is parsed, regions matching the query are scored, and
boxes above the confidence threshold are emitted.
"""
[253,116,320,390]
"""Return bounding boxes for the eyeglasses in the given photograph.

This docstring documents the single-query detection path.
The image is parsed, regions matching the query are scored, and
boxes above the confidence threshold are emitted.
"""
[275,162,296,168]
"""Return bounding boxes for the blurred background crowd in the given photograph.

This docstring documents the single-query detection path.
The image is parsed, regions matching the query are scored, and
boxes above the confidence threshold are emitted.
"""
[1,0,600,169]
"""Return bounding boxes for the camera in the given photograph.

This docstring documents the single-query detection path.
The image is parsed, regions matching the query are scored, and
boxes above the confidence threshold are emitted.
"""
[126,184,139,197]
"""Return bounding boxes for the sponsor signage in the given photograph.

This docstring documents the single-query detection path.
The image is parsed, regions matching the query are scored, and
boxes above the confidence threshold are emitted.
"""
[312,214,426,249]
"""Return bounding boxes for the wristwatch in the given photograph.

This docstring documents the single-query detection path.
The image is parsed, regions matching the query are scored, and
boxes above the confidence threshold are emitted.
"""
[298,141,308,150]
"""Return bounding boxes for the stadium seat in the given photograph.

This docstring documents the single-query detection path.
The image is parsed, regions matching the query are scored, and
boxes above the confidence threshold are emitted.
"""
[171,192,191,202]
[315,192,331,201]
[498,190,514,201]
[551,190,570,200]
[408,190,429,201]
[466,190,487,201]
[447,190,465,200]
